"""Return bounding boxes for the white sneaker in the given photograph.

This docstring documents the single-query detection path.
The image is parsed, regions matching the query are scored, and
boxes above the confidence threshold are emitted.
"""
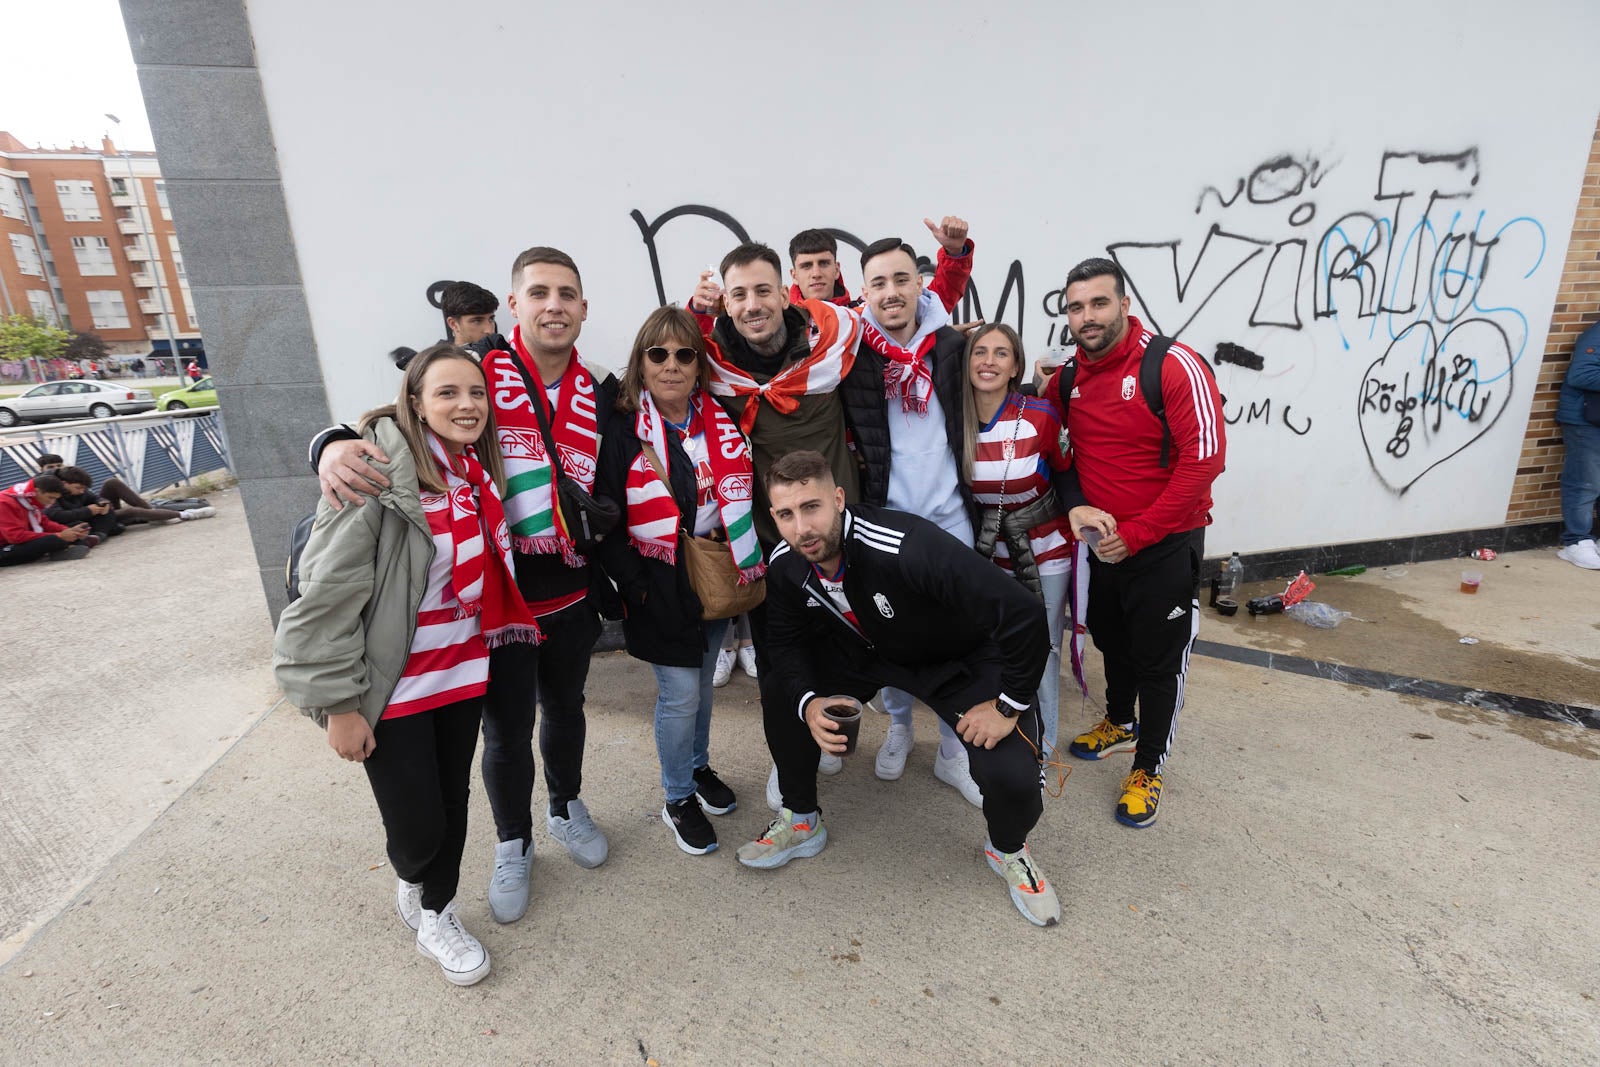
[1557,538,1600,570]
[818,751,843,775]
[934,746,984,808]
[547,799,609,868]
[713,649,734,688]
[766,763,782,812]
[415,900,490,986]
[178,506,216,520]
[874,722,913,781]
[487,838,531,924]
[396,877,422,932]
[983,841,1061,927]
[737,645,758,678]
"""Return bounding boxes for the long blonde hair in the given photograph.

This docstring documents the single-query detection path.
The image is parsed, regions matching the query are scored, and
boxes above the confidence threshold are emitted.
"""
[959,323,1026,483]
[359,342,505,494]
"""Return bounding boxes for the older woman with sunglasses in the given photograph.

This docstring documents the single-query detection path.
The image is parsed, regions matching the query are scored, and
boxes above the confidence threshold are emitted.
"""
[593,306,765,856]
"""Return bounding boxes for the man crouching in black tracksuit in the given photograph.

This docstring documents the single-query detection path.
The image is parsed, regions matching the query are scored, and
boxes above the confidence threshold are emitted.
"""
[736,449,1061,927]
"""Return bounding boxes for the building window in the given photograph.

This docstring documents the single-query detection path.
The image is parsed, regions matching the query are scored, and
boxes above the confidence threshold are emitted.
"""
[70,235,116,276]
[27,290,58,325]
[86,290,130,330]
[53,178,102,222]
[9,234,42,276]
[0,176,24,219]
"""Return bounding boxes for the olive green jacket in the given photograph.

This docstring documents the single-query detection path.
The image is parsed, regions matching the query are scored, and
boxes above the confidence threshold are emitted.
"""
[272,418,434,728]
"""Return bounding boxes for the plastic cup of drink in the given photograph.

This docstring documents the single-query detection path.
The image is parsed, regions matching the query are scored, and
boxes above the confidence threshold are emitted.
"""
[821,697,864,755]
[1459,570,1483,594]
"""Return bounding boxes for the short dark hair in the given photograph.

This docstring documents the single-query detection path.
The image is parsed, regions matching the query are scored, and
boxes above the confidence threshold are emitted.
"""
[510,247,582,291]
[765,449,833,492]
[788,229,837,263]
[719,242,784,283]
[860,237,917,272]
[38,453,63,467]
[440,281,498,320]
[1064,257,1126,299]
[32,474,65,494]
[55,466,92,488]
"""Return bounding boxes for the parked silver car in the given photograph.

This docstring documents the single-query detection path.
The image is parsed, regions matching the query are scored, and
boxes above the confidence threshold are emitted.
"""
[0,381,158,427]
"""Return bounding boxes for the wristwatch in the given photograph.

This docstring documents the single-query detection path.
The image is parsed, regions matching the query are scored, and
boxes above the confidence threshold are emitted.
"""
[994,698,1018,719]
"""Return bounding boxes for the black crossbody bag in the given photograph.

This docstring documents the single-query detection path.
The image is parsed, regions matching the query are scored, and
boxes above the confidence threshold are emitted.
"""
[502,347,620,553]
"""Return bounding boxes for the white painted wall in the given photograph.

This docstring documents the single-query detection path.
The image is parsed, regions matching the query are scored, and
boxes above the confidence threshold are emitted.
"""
[245,0,1599,554]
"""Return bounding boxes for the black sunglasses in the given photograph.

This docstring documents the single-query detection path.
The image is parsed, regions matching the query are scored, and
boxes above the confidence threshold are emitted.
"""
[645,346,699,366]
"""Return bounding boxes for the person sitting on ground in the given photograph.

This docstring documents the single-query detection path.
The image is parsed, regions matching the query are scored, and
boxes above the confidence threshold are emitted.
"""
[36,455,214,527]
[274,342,540,987]
[0,475,96,565]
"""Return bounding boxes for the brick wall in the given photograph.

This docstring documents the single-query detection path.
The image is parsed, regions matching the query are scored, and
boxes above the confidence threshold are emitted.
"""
[1506,112,1600,523]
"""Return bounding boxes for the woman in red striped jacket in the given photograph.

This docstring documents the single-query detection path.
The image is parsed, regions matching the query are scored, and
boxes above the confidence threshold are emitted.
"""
[592,307,765,858]
[273,343,539,987]
[959,324,1076,756]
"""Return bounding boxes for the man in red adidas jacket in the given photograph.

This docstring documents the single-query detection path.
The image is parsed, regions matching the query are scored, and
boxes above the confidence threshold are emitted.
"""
[1047,257,1225,829]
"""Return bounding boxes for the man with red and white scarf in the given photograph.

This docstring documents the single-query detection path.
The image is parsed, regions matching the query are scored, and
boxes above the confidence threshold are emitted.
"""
[0,474,96,565]
[313,247,620,924]
[1046,257,1226,830]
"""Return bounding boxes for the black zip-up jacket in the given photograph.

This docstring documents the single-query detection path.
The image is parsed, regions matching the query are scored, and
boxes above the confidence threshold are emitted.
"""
[764,503,1047,723]
[839,325,976,523]
[591,408,711,668]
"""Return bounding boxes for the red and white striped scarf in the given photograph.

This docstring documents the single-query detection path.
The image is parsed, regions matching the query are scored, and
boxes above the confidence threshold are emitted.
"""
[425,435,542,647]
[624,390,765,582]
[704,299,863,434]
[861,289,951,414]
[5,480,48,532]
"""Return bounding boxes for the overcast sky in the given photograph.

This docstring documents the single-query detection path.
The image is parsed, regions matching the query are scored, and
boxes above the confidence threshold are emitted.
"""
[0,0,155,151]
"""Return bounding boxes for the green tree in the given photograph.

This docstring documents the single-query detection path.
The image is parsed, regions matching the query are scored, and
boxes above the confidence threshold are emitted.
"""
[0,314,70,365]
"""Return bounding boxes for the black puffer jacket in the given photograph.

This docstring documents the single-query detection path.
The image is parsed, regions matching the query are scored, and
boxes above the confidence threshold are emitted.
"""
[591,408,710,668]
[840,325,975,519]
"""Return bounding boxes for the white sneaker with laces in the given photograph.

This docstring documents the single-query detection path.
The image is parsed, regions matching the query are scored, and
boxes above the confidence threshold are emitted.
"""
[396,877,422,932]
[934,745,984,808]
[415,900,491,986]
[547,798,609,868]
[737,645,758,678]
[818,751,843,775]
[713,649,735,688]
[1557,538,1600,570]
[874,722,913,781]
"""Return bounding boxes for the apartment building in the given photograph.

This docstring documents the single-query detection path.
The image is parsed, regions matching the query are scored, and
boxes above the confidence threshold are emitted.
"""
[0,131,204,366]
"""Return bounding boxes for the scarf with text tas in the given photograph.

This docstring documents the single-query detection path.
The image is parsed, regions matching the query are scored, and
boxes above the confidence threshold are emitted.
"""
[704,298,863,434]
[425,434,542,646]
[861,288,951,414]
[482,326,600,565]
[5,480,48,532]
[625,390,765,583]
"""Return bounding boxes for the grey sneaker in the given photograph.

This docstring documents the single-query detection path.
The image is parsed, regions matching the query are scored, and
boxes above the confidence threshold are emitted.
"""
[736,808,827,870]
[546,798,609,868]
[396,877,422,932]
[487,838,531,924]
[983,841,1060,928]
[415,900,491,986]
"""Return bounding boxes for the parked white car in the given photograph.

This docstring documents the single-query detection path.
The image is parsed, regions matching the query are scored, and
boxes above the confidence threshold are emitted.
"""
[0,381,158,427]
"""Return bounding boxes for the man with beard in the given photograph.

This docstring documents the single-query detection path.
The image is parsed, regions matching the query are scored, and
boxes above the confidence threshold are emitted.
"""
[1045,258,1225,829]
[312,247,618,925]
[784,219,973,309]
[740,450,1059,928]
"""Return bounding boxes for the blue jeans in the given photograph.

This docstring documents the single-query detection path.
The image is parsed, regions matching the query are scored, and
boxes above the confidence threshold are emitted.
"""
[1037,567,1069,754]
[651,618,730,803]
[882,686,960,745]
[1560,422,1600,545]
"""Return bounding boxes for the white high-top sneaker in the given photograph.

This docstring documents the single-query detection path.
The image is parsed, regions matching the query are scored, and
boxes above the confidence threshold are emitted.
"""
[415,900,490,986]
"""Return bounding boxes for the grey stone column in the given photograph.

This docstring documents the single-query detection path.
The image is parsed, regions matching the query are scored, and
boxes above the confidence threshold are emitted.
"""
[119,0,329,622]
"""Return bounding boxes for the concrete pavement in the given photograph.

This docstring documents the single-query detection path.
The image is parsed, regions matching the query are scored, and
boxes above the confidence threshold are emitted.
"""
[1,503,1596,1064]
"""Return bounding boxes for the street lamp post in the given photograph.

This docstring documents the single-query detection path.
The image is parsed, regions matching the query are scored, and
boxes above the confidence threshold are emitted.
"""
[105,115,180,378]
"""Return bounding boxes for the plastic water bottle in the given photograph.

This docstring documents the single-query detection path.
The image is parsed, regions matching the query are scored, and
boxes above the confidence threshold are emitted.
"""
[1219,552,1244,601]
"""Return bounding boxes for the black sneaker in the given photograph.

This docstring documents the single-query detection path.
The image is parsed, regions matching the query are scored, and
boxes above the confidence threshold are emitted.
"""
[662,798,718,855]
[692,765,737,815]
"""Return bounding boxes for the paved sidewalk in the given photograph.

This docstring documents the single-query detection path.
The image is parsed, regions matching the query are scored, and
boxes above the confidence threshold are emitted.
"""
[1,538,1596,1064]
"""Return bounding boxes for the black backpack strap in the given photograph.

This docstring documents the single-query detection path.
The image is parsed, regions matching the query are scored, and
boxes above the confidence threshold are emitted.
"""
[1048,357,1077,415]
[1140,336,1176,468]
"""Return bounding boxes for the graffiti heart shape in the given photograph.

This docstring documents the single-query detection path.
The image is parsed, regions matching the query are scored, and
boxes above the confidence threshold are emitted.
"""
[1356,318,1513,494]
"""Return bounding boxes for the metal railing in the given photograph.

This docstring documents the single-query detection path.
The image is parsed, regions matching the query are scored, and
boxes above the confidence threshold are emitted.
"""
[0,408,233,495]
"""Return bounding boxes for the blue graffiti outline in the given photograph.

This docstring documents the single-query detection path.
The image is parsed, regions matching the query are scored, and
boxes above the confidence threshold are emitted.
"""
[1317,215,1388,351]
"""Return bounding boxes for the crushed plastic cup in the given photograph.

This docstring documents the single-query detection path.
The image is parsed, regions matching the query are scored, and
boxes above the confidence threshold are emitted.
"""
[1284,601,1351,628]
